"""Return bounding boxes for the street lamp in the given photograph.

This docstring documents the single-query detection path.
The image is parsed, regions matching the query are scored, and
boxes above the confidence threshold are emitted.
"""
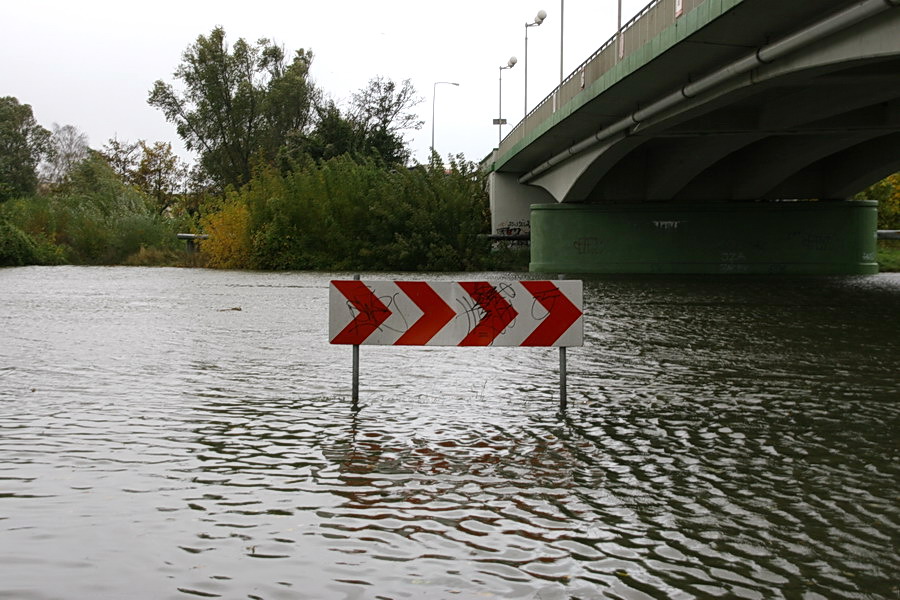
[525,9,547,117]
[496,56,517,145]
[617,0,624,60]
[559,1,564,84]
[431,81,459,160]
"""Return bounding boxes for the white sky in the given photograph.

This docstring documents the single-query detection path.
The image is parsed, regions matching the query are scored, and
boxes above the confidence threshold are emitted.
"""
[1,0,648,166]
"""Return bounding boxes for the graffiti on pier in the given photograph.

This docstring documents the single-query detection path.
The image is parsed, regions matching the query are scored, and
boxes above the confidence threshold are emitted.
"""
[495,219,530,238]
[573,237,603,255]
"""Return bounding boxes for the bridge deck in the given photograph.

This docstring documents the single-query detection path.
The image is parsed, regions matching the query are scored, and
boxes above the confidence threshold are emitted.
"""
[491,0,858,175]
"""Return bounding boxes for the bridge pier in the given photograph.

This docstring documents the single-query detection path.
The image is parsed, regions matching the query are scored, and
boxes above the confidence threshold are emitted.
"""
[530,200,878,275]
[489,172,554,239]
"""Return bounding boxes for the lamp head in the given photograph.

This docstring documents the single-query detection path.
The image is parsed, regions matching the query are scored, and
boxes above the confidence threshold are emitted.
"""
[508,56,518,68]
[535,9,547,25]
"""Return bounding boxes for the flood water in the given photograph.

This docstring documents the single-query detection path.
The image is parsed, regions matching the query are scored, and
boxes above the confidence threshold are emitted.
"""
[1,266,898,600]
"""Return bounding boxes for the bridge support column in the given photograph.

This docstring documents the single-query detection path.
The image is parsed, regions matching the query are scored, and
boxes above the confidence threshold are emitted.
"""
[530,201,878,275]
[489,172,555,238]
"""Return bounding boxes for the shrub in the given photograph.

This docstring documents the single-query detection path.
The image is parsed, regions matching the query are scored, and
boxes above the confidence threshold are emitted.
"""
[200,197,253,269]
[0,217,38,266]
[1,155,178,265]
[210,154,492,271]
[856,173,900,230]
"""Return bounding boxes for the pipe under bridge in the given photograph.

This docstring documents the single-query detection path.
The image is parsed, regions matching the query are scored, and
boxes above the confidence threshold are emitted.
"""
[485,0,900,274]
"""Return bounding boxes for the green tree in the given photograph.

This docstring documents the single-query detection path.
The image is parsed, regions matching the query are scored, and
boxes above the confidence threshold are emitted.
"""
[287,78,424,167]
[101,138,192,216]
[0,97,51,201]
[41,123,90,186]
[148,27,318,190]
[349,77,423,165]
[101,137,141,182]
[132,141,188,215]
[855,172,900,229]
[290,100,363,164]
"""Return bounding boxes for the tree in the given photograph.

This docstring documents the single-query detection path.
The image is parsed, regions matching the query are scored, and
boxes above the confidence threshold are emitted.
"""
[0,97,51,201]
[100,138,189,215]
[101,137,140,182]
[41,123,90,186]
[349,77,423,165]
[293,100,364,164]
[148,27,318,190]
[293,79,424,166]
[856,172,900,229]
[132,141,188,214]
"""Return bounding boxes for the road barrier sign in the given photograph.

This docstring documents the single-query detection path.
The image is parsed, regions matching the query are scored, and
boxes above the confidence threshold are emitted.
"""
[329,279,583,409]
[329,280,583,347]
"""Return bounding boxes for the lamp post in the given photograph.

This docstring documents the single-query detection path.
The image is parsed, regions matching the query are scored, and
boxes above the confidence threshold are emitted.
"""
[560,1,564,85]
[524,9,547,118]
[617,0,624,60]
[431,81,459,161]
[497,56,517,145]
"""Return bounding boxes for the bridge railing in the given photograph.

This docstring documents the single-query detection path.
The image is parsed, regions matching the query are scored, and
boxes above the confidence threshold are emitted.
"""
[497,0,706,164]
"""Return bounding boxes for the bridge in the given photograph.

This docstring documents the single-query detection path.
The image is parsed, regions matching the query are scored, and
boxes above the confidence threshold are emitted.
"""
[485,0,900,274]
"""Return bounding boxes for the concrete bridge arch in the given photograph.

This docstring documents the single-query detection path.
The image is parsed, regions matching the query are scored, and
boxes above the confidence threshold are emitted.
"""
[487,0,900,273]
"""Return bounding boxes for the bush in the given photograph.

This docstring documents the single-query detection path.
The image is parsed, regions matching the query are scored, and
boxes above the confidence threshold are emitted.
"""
[208,154,493,271]
[123,245,184,266]
[856,173,900,230]
[0,217,38,265]
[200,197,253,269]
[877,239,900,272]
[1,155,179,265]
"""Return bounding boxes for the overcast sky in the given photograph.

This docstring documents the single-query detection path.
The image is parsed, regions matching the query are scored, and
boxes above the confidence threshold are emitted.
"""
[2,0,648,166]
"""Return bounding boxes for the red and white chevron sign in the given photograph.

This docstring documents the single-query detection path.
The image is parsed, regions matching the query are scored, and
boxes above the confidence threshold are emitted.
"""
[329,280,583,347]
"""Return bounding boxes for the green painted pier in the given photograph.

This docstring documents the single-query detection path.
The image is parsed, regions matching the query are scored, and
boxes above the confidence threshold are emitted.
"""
[530,200,878,275]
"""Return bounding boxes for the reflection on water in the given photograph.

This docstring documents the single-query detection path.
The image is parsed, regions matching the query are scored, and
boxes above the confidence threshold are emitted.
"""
[1,267,898,599]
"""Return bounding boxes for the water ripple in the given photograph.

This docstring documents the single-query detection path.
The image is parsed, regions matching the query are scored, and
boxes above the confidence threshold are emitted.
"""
[0,267,897,599]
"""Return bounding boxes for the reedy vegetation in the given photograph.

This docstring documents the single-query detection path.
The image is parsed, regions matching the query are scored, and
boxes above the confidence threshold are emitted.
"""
[202,155,491,271]
[1,154,184,266]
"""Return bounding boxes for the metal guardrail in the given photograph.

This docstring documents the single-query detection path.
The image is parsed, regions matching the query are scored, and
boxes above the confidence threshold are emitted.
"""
[878,230,900,240]
[497,0,707,163]
[176,233,209,253]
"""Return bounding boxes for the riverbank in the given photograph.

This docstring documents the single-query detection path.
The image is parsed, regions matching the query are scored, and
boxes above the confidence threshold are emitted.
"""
[877,239,900,271]
[94,238,900,273]
[6,234,898,272]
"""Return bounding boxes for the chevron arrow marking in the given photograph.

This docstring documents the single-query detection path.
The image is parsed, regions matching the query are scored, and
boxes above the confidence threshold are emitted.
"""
[393,281,456,345]
[458,282,519,346]
[520,280,583,346]
[330,280,392,345]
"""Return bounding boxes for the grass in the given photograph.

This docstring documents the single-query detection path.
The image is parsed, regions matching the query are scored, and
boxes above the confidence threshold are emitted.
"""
[123,246,205,268]
[877,239,900,272]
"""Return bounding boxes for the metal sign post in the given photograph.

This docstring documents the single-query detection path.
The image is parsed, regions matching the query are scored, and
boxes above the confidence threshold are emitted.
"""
[351,274,360,406]
[559,273,567,410]
[330,280,583,410]
[560,346,567,410]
